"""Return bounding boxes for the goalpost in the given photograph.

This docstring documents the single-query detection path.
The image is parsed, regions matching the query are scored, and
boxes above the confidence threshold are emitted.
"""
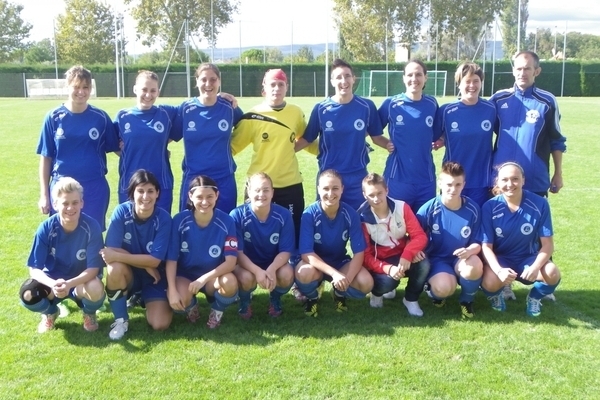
[25,79,98,99]
[355,70,447,97]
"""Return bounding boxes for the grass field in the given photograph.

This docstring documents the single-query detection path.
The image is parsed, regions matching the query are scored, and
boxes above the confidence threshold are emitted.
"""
[0,96,599,399]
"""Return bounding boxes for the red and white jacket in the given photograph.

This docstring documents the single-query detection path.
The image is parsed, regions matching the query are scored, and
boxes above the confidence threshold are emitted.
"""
[358,197,427,274]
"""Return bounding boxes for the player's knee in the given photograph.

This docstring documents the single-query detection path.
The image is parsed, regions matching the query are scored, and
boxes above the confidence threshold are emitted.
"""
[277,265,294,285]
[148,314,172,331]
[542,262,561,284]
[460,257,483,279]
[354,270,374,293]
[82,278,105,301]
[19,279,51,305]
[106,262,129,285]
[295,263,316,282]
[219,273,238,294]
[431,280,456,298]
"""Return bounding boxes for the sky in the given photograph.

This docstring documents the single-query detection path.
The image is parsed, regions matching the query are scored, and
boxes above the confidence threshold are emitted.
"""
[20,0,600,52]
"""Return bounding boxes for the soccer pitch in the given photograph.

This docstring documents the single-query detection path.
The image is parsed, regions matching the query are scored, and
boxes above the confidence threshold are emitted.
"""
[0,96,599,399]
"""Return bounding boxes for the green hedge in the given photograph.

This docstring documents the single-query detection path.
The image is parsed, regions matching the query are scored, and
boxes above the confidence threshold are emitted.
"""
[1,60,599,97]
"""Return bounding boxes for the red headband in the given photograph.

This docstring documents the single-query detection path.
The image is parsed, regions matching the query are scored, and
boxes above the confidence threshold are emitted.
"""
[263,69,287,83]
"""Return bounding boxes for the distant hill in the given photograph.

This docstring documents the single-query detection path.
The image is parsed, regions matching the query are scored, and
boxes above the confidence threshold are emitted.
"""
[197,41,504,63]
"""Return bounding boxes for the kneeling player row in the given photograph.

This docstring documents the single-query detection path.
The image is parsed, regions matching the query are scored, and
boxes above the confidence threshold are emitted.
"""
[20,163,560,338]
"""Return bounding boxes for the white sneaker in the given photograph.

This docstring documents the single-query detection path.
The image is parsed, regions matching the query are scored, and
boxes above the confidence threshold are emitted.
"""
[109,318,128,340]
[207,309,223,329]
[403,298,424,317]
[57,302,70,318]
[383,290,396,299]
[370,294,383,308]
[502,284,517,300]
[543,293,556,302]
[37,312,59,333]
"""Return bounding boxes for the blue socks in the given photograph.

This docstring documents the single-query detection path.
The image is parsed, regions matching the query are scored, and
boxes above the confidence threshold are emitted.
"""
[107,288,128,320]
[529,279,561,300]
[212,290,238,312]
[81,294,106,315]
[294,279,320,300]
[459,276,483,303]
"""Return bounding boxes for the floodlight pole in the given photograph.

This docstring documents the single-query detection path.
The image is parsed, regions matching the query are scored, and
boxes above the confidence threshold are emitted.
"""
[52,18,58,80]
[114,12,120,98]
[185,19,191,98]
[210,0,215,62]
[516,0,521,52]
[561,22,567,97]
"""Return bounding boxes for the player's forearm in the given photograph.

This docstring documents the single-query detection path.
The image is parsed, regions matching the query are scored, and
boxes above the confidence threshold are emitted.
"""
[165,260,178,288]
[551,150,563,175]
[66,267,101,289]
[371,135,389,149]
[481,244,502,274]
[28,267,56,288]
[38,156,52,195]
[303,252,338,277]
[237,252,264,275]
[266,252,291,272]
[345,252,365,282]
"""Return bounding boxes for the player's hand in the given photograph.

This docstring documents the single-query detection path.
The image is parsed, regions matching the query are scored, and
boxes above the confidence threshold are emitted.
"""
[189,277,207,294]
[388,265,402,281]
[167,288,185,311]
[331,272,349,292]
[256,270,271,290]
[264,267,277,292]
[99,248,119,264]
[399,258,411,274]
[38,195,50,215]
[520,265,540,282]
[432,138,445,150]
[145,268,161,284]
[386,141,395,154]
[453,247,470,260]
[53,279,69,298]
[219,92,238,108]
[412,251,426,263]
[496,268,517,284]
[550,173,563,194]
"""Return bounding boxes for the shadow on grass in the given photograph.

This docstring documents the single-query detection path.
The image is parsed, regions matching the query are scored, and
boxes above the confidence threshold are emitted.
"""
[56,285,600,351]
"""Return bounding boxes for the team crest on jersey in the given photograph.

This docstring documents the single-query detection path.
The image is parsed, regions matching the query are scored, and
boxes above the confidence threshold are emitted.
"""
[395,115,404,125]
[314,232,322,243]
[76,249,87,261]
[451,122,459,132]
[187,121,196,131]
[325,121,334,131]
[89,128,100,140]
[146,241,153,253]
[209,245,222,258]
[432,224,440,234]
[525,110,540,124]
[218,119,229,131]
[425,116,434,127]
[354,119,365,131]
[244,232,252,242]
[342,230,349,241]
[261,132,270,142]
[481,120,492,131]
[289,132,296,143]
[495,227,504,237]
[56,127,65,139]
[520,223,534,235]
[270,233,279,245]
[123,122,131,134]
[50,247,56,256]
[460,226,471,239]
[154,122,164,133]
[181,241,189,252]
[124,232,132,244]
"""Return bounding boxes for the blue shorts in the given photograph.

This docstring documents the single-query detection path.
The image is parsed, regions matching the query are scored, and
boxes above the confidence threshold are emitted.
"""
[127,267,168,303]
[427,258,458,279]
[51,177,110,231]
[119,188,173,215]
[497,254,538,285]
[175,268,216,296]
[386,179,436,213]
[179,173,237,213]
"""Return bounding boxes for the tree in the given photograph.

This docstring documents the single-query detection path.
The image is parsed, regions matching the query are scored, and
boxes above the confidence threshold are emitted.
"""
[501,0,528,59]
[295,45,314,63]
[0,0,32,62]
[126,0,239,62]
[315,49,335,63]
[265,47,284,63]
[24,39,55,64]
[240,48,265,64]
[429,0,507,61]
[55,0,121,64]
[334,0,425,62]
